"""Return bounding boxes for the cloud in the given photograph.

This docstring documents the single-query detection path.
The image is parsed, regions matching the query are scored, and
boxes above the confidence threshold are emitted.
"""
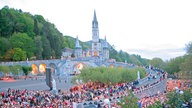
[126,47,185,61]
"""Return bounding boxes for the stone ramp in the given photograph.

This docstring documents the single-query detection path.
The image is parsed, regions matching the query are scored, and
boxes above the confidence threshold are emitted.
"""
[135,79,167,99]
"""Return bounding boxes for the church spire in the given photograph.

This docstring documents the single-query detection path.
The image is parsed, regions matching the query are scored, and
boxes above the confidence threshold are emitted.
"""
[93,10,97,22]
[92,10,98,28]
[92,10,99,42]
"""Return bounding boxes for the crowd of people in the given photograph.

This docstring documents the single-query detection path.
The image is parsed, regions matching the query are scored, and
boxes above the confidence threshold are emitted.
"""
[138,92,167,108]
[137,79,192,108]
[166,79,192,92]
[0,81,134,107]
[0,67,171,108]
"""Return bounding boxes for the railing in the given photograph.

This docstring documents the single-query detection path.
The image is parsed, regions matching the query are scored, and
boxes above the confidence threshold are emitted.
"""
[0,59,63,66]
[74,70,167,107]
[134,79,167,99]
[74,78,167,108]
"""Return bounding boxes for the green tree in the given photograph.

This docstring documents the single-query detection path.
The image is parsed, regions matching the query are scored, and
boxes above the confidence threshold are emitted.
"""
[10,65,21,76]
[0,65,10,76]
[0,37,11,60]
[129,55,142,65]
[63,36,75,49]
[180,55,192,80]
[34,36,43,59]
[12,48,26,61]
[0,6,14,37]
[185,41,192,55]
[42,36,51,59]
[79,67,146,85]
[33,17,39,35]
[10,32,35,59]
[150,57,165,69]
[34,15,46,35]
[4,49,14,61]
[179,42,192,80]
[119,50,127,62]
[165,56,185,75]
[19,12,34,37]
[166,91,183,107]
[166,90,192,108]
[42,22,62,59]
[0,6,34,37]
[22,66,32,77]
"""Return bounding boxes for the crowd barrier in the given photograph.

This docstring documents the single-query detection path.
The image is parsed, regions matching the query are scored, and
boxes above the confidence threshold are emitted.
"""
[135,79,167,99]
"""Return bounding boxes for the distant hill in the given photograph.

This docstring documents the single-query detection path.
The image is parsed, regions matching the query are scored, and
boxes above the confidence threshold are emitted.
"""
[0,6,149,65]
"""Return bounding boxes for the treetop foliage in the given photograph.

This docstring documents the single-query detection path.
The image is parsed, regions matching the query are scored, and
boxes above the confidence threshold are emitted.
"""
[78,67,146,85]
[185,41,192,55]
[0,6,63,60]
[165,89,192,108]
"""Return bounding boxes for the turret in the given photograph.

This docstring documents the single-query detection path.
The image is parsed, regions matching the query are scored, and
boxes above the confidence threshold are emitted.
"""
[74,36,82,58]
[102,36,109,60]
[75,36,81,48]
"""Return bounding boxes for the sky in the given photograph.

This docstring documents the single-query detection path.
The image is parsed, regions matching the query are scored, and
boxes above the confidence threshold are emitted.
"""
[1,0,192,61]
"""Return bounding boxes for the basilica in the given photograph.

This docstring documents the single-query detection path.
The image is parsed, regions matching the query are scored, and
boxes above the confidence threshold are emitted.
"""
[62,10,109,61]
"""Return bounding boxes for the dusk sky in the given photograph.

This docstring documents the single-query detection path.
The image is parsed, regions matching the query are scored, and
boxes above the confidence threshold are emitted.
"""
[1,0,192,61]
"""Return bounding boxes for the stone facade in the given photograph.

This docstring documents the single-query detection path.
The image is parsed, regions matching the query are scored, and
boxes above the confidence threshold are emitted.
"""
[62,10,109,61]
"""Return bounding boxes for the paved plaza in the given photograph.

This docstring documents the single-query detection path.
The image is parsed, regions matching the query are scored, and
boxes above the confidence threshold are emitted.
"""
[0,76,75,92]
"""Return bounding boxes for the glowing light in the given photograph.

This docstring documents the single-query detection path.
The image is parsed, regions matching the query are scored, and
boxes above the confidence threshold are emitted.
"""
[39,64,46,73]
[32,64,38,75]
[94,51,98,56]
[77,63,83,70]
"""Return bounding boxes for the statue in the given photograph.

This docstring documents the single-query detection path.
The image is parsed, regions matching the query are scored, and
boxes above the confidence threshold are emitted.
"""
[51,77,58,95]
[137,71,140,80]
[46,67,58,95]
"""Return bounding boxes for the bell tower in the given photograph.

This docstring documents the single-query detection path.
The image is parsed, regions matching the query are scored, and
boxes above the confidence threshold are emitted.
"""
[92,10,99,42]
[92,10,101,57]
[102,36,109,60]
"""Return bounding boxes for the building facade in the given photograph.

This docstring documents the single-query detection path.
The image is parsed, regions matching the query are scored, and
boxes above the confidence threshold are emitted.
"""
[62,10,109,61]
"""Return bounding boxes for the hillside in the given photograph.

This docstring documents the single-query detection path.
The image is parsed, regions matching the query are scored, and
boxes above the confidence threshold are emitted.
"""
[0,6,64,60]
[0,6,149,65]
